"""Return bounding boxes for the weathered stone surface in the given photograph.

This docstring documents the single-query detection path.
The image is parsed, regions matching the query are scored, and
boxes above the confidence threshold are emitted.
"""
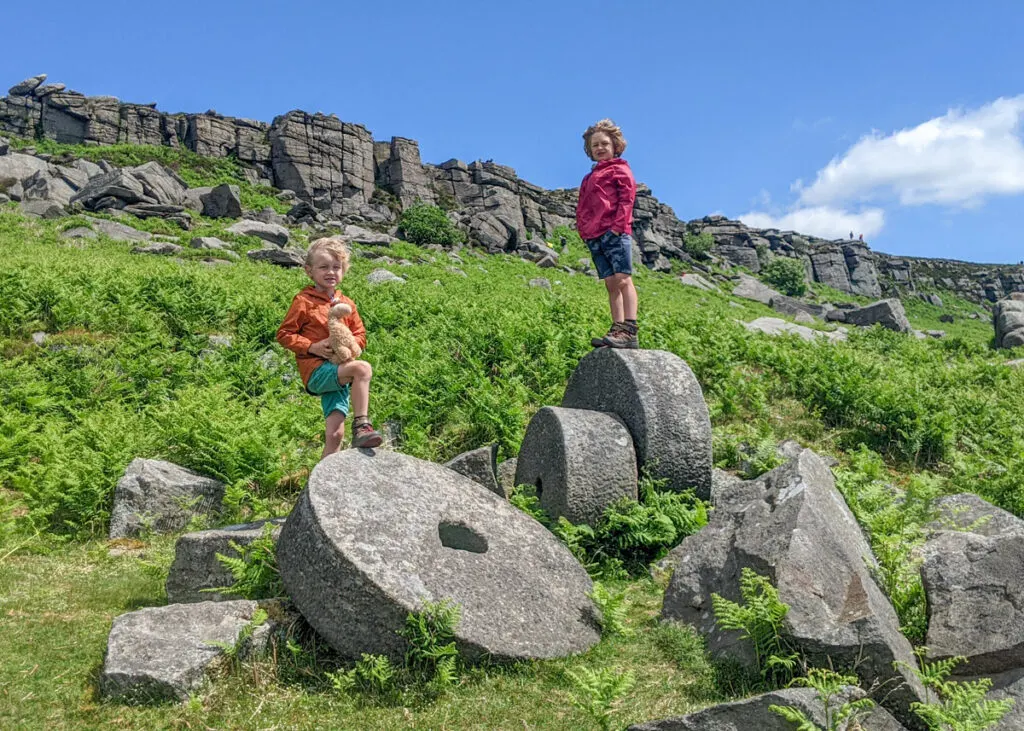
[166,519,286,603]
[994,298,1024,349]
[529,277,551,289]
[18,199,65,218]
[60,226,97,240]
[226,219,289,246]
[770,295,830,319]
[189,236,230,251]
[128,161,186,205]
[661,448,925,726]
[0,152,49,192]
[443,445,502,498]
[366,268,405,285]
[562,349,712,499]
[496,458,517,499]
[246,247,304,267]
[744,316,848,343]
[276,449,600,662]
[731,273,779,305]
[83,216,152,242]
[922,495,1024,674]
[678,273,719,292]
[515,406,637,526]
[132,242,183,256]
[99,600,269,702]
[809,246,853,292]
[199,183,242,218]
[378,136,435,207]
[8,74,46,97]
[109,458,225,539]
[628,686,906,730]
[844,299,912,333]
[343,223,395,246]
[843,243,883,298]
[71,169,149,210]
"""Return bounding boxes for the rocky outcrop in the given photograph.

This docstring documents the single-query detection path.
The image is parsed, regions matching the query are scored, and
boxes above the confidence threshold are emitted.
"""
[994,296,1024,349]
[109,458,225,539]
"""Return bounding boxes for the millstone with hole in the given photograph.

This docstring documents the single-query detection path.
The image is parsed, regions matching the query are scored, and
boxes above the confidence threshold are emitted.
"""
[276,449,600,662]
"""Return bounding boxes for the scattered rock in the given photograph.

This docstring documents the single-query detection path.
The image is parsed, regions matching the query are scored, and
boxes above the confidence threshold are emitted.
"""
[843,298,912,333]
[31,331,48,345]
[60,226,97,240]
[84,216,152,242]
[109,458,225,539]
[515,406,637,526]
[8,74,47,97]
[132,242,183,256]
[275,449,600,662]
[994,298,1024,349]
[443,445,501,498]
[343,224,395,246]
[18,199,65,218]
[529,277,551,290]
[246,247,305,267]
[226,219,289,246]
[189,236,230,251]
[366,268,405,285]
[743,316,848,343]
[678,272,720,292]
[731,273,779,305]
[794,311,816,325]
[496,458,517,499]
[199,184,242,219]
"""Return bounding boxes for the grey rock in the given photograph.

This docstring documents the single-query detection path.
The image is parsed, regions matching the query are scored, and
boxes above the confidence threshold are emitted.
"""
[844,299,912,333]
[166,519,286,603]
[132,242,184,256]
[200,183,242,218]
[678,273,720,292]
[226,219,289,246]
[661,448,925,726]
[109,458,226,539]
[8,74,47,96]
[70,170,149,210]
[31,331,48,345]
[732,273,779,305]
[182,186,210,212]
[744,317,848,343]
[73,159,104,179]
[0,136,7,155]
[628,685,906,730]
[562,348,712,500]
[189,236,230,251]
[496,458,517,499]
[0,152,50,191]
[810,247,853,292]
[60,226,97,240]
[939,313,955,323]
[343,224,395,246]
[770,295,829,319]
[246,247,305,267]
[529,277,551,290]
[33,83,66,98]
[276,449,600,662]
[443,445,502,498]
[83,216,152,242]
[928,493,1024,539]
[99,600,271,702]
[794,311,816,324]
[924,329,945,339]
[994,298,1024,349]
[366,268,406,285]
[515,406,637,526]
[128,161,186,206]
[18,199,65,219]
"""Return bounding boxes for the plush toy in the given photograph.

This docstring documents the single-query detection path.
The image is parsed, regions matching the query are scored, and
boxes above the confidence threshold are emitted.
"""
[327,301,361,364]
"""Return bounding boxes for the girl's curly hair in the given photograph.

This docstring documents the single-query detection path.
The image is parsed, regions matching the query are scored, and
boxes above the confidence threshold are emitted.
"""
[582,119,627,160]
[305,237,351,273]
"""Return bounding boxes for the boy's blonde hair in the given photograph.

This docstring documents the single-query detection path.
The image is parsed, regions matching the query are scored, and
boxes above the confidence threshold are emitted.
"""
[582,119,627,160]
[305,237,351,273]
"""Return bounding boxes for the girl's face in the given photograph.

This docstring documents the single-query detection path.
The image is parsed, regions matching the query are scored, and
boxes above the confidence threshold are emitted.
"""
[305,251,344,292]
[589,131,615,162]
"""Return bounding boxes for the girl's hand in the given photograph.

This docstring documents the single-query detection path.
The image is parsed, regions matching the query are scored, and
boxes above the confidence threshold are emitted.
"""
[308,339,333,358]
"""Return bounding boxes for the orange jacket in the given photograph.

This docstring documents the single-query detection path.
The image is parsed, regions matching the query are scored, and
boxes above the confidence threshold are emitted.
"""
[276,286,367,387]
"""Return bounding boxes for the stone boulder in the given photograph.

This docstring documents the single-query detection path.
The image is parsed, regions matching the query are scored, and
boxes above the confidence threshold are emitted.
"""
[127,161,186,206]
[678,273,720,292]
[628,686,906,730]
[0,152,50,194]
[226,219,289,246]
[515,406,637,526]
[18,200,65,219]
[660,448,925,726]
[246,247,304,267]
[443,445,501,498]
[166,518,286,603]
[189,236,230,251]
[496,458,517,499]
[99,600,271,702]
[193,183,242,218]
[367,268,406,285]
[109,458,225,539]
[994,297,1024,349]
[921,494,1024,674]
[343,223,396,246]
[8,74,47,97]
[70,169,149,210]
[732,273,781,305]
[744,317,848,343]
[843,299,912,333]
[770,295,830,320]
[562,349,712,499]
[83,216,152,242]
[275,449,600,662]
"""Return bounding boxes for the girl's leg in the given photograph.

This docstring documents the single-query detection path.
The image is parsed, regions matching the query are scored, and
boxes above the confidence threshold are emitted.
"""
[605,277,625,323]
[620,275,638,321]
[323,410,346,458]
[336,360,374,419]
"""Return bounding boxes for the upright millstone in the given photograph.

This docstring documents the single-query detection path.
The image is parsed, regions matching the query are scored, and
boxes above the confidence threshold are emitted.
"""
[276,450,600,663]
[562,348,712,499]
[514,406,637,526]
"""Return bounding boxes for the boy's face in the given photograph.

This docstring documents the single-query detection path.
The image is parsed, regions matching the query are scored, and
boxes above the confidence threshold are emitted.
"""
[589,132,615,162]
[305,251,344,292]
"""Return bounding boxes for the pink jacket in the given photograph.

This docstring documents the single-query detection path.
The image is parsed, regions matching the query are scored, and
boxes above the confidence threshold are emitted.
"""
[576,157,636,241]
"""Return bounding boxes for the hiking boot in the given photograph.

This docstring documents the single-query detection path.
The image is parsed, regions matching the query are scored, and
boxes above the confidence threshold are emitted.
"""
[603,322,638,349]
[351,421,383,449]
[591,322,622,348]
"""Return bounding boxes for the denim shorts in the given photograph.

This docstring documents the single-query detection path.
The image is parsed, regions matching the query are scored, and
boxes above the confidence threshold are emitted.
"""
[584,230,633,279]
[307,361,351,418]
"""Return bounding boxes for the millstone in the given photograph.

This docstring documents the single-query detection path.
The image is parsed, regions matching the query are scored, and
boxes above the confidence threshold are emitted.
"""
[561,348,712,499]
[276,449,600,662]
[514,406,637,525]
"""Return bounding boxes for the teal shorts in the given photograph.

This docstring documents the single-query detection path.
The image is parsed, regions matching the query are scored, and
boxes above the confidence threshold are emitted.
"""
[307,361,351,418]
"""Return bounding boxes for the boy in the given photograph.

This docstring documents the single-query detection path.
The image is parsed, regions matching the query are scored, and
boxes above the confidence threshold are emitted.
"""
[577,118,639,349]
[277,237,383,456]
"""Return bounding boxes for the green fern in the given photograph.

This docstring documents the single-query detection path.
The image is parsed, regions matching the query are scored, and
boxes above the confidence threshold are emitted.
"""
[587,581,632,637]
[327,653,396,698]
[770,668,875,730]
[397,598,462,687]
[564,666,636,731]
[902,648,1014,731]
[509,483,551,526]
[209,522,283,600]
[205,607,268,667]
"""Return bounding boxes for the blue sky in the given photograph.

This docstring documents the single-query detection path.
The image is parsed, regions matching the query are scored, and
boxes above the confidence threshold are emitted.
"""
[3,1,1023,263]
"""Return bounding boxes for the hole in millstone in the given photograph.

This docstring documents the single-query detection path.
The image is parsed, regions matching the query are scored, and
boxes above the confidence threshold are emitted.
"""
[438,520,489,553]
[535,477,543,498]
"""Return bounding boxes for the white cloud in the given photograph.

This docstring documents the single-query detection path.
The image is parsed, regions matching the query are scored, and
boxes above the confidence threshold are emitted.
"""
[738,206,885,241]
[798,95,1024,207]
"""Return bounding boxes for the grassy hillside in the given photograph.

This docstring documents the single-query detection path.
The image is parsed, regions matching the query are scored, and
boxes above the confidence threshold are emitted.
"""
[1,202,1022,729]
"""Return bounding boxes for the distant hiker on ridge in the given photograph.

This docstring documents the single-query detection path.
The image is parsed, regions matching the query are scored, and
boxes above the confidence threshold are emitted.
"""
[849,231,854,240]
[277,237,383,457]
[577,118,639,349]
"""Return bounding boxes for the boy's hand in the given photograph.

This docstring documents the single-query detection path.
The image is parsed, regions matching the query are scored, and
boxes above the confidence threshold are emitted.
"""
[308,339,333,358]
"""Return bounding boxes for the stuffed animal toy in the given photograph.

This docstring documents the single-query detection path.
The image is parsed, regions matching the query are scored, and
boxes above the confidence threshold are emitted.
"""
[327,301,361,364]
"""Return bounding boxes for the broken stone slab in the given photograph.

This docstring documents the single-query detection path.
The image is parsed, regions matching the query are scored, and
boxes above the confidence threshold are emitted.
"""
[514,406,637,526]
[678,272,720,292]
[770,295,830,319]
[732,273,779,305]
[562,348,712,500]
[109,458,225,539]
[18,199,65,219]
[660,448,925,727]
[226,219,289,246]
[201,183,242,218]
[443,445,501,498]
[628,685,907,730]
[366,268,406,285]
[275,449,600,663]
[743,316,848,343]
[189,236,230,251]
[496,458,517,499]
[344,223,395,246]
[132,242,184,256]
[8,74,47,97]
[246,247,305,267]
[99,600,271,703]
[60,226,97,240]
[165,518,286,603]
[70,170,149,210]
[844,298,912,333]
[82,216,153,242]
[127,161,186,206]
[922,496,1024,675]
[0,152,50,190]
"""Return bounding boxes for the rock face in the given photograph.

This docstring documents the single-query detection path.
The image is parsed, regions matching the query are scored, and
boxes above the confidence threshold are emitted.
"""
[109,458,225,539]
[562,349,712,500]
[660,448,925,726]
[275,449,600,662]
[628,686,907,730]
[922,494,1024,675]
[99,600,270,702]
[442,445,501,497]
[994,296,1024,349]
[843,299,912,333]
[514,406,637,526]
[165,518,286,603]
[732,273,780,305]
